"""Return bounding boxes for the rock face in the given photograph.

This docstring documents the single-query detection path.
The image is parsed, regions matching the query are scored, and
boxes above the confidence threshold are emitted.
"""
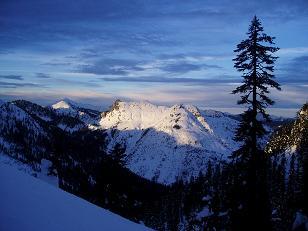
[100,101,240,184]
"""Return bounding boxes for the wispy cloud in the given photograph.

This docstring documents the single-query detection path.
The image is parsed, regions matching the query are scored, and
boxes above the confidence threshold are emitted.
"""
[100,76,237,84]
[279,55,308,82]
[278,47,308,56]
[160,62,221,74]
[41,62,72,66]
[0,75,23,80]
[78,56,222,76]
[0,81,43,88]
[79,59,143,76]
[50,78,102,88]
[35,73,51,79]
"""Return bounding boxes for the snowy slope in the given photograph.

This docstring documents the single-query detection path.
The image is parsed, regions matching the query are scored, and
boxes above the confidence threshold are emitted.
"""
[100,101,240,184]
[0,153,58,186]
[0,161,150,231]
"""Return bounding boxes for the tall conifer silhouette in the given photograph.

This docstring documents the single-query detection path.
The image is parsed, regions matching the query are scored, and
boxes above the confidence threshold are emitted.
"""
[231,16,280,230]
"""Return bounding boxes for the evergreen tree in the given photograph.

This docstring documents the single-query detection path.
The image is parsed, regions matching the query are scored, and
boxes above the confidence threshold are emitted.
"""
[231,16,280,230]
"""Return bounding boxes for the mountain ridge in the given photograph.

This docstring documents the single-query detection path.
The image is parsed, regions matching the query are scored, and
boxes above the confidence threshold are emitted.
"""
[100,100,240,184]
[0,98,292,184]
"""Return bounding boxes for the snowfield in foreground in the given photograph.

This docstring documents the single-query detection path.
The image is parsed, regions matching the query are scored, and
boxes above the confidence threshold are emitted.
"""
[0,162,150,231]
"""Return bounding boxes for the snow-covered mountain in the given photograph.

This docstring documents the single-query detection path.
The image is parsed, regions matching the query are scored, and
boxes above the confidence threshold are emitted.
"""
[51,99,100,128]
[0,98,304,230]
[0,98,287,185]
[0,101,52,170]
[0,159,149,231]
[100,100,240,184]
[266,103,307,156]
[0,99,100,171]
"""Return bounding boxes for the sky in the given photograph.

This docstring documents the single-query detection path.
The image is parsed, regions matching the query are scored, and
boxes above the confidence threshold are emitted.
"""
[0,0,307,117]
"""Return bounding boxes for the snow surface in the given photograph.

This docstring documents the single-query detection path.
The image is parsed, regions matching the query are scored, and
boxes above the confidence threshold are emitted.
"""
[0,154,58,187]
[100,101,240,184]
[0,160,150,231]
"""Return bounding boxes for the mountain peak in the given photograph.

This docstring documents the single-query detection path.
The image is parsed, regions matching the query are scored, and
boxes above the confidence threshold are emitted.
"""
[100,100,240,184]
[51,98,78,110]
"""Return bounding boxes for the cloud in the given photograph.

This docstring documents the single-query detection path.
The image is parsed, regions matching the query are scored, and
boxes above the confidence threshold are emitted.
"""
[0,81,43,88]
[1,0,307,55]
[100,76,237,84]
[0,75,23,80]
[160,62,221,74]
[41,62,72,66]
[2,0,306,25]
[78,59,144,75]
[279,55,308,83]
[36,73,51,79]
[278,47,308,56]
[79,48,100,59]
[78,56,222,76]
[0,49,11,54]
[271,85,308,109]
[52,78,102,88]
[157,53,228,61]
[291,55,308,63]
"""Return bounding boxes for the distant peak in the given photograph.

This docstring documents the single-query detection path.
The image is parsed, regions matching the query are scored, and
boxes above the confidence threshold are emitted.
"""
[52,100,73,109]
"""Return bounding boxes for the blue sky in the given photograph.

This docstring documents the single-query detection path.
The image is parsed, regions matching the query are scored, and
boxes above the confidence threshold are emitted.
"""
[0,0,307,116]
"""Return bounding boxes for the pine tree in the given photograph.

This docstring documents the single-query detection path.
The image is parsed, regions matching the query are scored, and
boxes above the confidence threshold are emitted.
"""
[231,16,280,230]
